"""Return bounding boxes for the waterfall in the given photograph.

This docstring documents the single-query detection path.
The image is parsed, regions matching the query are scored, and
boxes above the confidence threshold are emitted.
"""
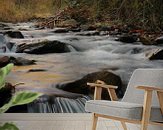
[0,34,16,53]
[67,44,77,52]
[27,95,91,113]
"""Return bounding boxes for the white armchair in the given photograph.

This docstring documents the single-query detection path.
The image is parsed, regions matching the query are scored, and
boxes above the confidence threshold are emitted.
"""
[85,69,163,130]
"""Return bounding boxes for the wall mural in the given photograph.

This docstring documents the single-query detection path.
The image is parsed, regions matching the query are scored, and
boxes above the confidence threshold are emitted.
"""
[0,0,163,113]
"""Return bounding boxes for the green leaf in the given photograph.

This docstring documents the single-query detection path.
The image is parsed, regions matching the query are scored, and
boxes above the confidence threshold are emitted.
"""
[11,91,42,106]
[0,123,19,130]
[0,64,14,89]
[0,100,12,114]
[0,91,42,113]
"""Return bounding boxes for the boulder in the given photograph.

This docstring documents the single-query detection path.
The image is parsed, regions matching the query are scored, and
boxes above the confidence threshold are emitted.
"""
[139,36,153,45]
[0,56,36,67]
[146,49,163,60]
[16,40,73,54]
[0,23,12,30]
[69,27,81,32]
[0,34,16,52]
[0,34,7,44]
[0,23,8,29]
[97,26,112,32]
[10,57,36,66]
[27,69,47,72]
[6,42,15,51]
[116,34,137,43]
[130,48,142,54]
[155,36,163,45]
[57,71,123,99]
[80,25,97,31]
[77,31,100,36]
[4,31,24,38]
[59,19,78,28]
[0,83,15,108]
[0,56,10,68]
[53,28,69,33]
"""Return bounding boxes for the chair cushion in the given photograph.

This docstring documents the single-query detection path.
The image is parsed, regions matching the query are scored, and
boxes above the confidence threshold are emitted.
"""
[85,100,163,122]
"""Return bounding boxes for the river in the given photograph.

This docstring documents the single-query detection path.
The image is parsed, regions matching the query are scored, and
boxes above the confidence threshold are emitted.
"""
[1,22,163,113]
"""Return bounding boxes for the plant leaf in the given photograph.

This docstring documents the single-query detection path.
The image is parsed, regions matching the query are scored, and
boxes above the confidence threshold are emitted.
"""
[0,64,14,89]
[0,100,12,113]
[0,91,42,113]
[11,91,42,106]
[0,123,19,130]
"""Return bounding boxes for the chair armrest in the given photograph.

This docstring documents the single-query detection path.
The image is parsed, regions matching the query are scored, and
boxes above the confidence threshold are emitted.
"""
[87,80,118,101]
[87,83,118,89]
[136,86,163,92]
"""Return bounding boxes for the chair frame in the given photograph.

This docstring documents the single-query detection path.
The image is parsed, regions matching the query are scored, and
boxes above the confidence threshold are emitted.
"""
[87,80,163,130]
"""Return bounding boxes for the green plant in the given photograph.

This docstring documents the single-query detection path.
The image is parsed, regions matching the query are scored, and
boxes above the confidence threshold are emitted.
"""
[0,64,42,130]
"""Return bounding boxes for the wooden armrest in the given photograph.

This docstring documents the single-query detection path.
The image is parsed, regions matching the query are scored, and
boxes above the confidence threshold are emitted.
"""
[87,80,118,101]
[136,86,163,92]
[87,83,118,89]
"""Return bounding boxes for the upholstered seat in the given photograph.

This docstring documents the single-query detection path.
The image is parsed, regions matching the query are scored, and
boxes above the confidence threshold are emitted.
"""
[85,100,163,122]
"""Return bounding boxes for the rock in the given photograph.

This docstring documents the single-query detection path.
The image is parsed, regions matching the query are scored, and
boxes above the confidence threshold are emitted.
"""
[97,26,112,32]
[0,23,12,30]
[57,71,123,99]
[4,31,24,38]
[0,56,10,68]
[155,36,163,45]
[10,57,36,66]
[16,40,73,54]
[77,31,100,36]
[100,31,109,36]
[0,83,15,107]
[69,27,81,32]
[80,25,97,31]
[53,28,69,33]
[116,34,137,43]
[59,19,78,28]
[27,69,47,72]
[130,48,142,54]
[146,49,163,60]
[0,23,8,28]
[0,56,36,66]
[139,36,153,45]
[6,42,15,51]
[0,34,7,44]
[109,30,121,35]
[0,34,16,52]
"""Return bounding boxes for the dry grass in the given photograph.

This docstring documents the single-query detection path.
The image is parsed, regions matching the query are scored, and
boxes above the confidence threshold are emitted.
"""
[0,0,57,22]
[0,0,162,30]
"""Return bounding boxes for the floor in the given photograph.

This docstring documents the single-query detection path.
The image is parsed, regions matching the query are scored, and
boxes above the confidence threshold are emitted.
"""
[0,113,140,130]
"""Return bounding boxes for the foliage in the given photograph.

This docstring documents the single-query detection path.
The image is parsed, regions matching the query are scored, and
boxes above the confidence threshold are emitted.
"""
[0,64,13,89]
[0,64,42,130]
[0,123,19,130]
[0,91,42,113]
[0,0,162,30]
[0,0,59,22]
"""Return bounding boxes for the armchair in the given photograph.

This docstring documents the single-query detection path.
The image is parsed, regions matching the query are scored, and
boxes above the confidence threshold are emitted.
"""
[85,69,163,130]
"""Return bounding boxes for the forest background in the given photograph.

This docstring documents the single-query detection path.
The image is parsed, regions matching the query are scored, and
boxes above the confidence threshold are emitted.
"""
[0,0,163,31]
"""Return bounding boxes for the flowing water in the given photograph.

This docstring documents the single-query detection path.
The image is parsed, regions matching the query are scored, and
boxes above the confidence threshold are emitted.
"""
[1,22,163,113]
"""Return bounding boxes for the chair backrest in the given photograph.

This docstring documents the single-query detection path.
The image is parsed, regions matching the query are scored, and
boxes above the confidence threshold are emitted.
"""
[122,68,163,107]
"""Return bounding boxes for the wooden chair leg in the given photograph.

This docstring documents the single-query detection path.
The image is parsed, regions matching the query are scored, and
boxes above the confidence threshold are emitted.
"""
[92,113,98,130]
[141,90,152,130]
[121,121,127,130]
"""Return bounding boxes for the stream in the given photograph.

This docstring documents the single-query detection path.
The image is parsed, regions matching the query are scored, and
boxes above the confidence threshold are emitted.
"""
[1,22,163,113]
